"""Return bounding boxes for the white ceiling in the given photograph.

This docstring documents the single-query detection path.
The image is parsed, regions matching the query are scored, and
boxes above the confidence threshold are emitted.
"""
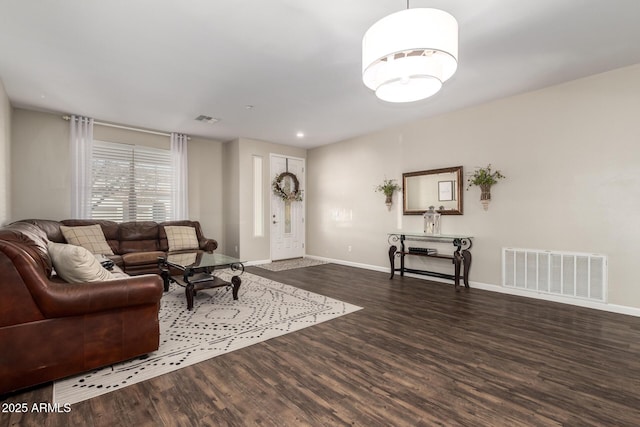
[1,0,640,149]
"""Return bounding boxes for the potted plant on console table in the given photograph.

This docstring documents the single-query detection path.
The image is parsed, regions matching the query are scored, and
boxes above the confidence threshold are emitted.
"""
[467,164,505,211]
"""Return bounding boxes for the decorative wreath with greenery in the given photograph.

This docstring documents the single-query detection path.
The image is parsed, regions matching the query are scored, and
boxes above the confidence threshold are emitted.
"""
[272,172,303,202]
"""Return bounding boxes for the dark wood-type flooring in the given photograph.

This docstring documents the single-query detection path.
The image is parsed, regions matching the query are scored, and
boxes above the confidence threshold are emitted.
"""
[2,263,640,426]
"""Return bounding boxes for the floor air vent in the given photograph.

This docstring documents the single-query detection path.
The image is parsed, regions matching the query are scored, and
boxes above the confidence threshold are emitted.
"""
[502,248,607,302]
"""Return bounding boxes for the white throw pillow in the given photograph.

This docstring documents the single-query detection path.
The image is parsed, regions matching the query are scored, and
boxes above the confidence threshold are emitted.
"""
[47,241,115,283]
[164,226,199,251]
[60,224,114,255]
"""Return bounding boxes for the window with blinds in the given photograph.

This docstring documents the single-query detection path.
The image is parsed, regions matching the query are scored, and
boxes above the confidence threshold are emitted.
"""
[91,140,173,222]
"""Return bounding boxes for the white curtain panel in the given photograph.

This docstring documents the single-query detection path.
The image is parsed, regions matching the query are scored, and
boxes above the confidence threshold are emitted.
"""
[171,132,189,220]
[70,115,94,219]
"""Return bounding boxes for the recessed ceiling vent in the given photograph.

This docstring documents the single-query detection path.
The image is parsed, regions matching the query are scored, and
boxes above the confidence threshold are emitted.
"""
[194,115,220,124]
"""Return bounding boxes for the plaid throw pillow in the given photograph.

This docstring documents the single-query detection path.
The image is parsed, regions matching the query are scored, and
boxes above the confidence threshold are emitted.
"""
[164,226,199,252]
[60,224,114,255]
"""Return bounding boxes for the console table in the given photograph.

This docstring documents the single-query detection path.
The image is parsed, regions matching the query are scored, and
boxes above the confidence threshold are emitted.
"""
[388,232,472,290]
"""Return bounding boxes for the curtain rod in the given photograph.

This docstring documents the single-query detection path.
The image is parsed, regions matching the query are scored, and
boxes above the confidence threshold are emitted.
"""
[62,115,189,139]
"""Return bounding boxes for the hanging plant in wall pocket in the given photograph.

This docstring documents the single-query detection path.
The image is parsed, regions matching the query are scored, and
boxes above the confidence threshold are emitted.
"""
[375,178,401,210]
[466,164,505,211]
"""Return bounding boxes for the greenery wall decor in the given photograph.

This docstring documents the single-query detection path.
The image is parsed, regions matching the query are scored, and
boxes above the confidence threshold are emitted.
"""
[466,164,505,210]
[375,178,401,210]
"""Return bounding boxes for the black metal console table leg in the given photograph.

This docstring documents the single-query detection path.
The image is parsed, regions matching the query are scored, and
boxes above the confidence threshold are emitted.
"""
[389,245,397,279]
[400,235,406,277]
[453,251,462,290]
[462,250,472,288]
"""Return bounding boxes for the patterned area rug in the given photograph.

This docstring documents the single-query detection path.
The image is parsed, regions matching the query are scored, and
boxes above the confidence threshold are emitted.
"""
[256,257,328,271]
[53,270,361,405]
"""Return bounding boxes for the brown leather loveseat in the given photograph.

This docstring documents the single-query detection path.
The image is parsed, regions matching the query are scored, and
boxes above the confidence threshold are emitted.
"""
[0,220,168,395]
[18,219,218,275]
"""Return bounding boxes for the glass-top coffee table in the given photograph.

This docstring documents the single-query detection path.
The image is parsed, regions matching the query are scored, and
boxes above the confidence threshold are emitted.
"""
[158,252,245,311]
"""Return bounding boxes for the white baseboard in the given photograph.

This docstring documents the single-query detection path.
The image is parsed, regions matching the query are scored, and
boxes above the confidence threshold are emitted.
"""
[305,255,640,318]
[470,281,640,317]
[245,259,271,267]
[246,256,319,267]
[305,255,388,273]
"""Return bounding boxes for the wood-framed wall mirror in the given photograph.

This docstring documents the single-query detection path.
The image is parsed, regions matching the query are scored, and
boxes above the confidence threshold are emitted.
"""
[402,166,463,215]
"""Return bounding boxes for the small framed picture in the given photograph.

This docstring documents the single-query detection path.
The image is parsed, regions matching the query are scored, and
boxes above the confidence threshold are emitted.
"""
[438,180,454,201]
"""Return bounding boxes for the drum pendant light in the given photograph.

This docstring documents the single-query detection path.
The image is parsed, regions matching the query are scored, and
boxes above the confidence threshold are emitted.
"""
[362,6,458,103]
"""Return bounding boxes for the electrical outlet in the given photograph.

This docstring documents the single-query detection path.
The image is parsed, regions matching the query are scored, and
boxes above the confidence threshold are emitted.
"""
[348,245,352,252]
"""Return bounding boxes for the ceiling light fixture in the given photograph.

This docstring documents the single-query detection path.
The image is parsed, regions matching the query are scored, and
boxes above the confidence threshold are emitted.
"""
[362,3,458,103]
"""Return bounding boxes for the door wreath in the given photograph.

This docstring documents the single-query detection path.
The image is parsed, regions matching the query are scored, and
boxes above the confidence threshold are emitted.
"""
[272,172,303,202]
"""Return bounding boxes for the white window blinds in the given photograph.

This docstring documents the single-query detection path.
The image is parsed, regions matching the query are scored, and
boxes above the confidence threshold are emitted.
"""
[91,140,173,221]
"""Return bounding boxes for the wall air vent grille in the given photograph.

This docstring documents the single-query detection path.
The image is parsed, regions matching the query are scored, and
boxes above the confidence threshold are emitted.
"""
[502,248,607,303]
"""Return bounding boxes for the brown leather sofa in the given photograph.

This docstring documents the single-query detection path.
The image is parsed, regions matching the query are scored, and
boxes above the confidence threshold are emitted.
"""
[0,219,216,395]
[18,219,218,275]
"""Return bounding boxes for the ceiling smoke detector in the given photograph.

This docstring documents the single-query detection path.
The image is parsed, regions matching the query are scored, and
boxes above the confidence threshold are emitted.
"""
[194,115,220,124]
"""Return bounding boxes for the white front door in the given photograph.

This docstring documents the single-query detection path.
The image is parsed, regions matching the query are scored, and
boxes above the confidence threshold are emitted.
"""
[270,155,305,261]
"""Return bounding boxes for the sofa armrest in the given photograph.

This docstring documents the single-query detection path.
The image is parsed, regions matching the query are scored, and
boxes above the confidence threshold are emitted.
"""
[199,238,218,252]
[36,275,164,318]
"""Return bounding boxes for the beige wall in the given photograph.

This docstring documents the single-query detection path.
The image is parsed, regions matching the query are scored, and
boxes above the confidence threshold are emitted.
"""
[307,64,640,310]
[187,136,225,250]
[0,79,10,225]
[10,109,226,245]
[223,139,240,256]
[11,109,70,220]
